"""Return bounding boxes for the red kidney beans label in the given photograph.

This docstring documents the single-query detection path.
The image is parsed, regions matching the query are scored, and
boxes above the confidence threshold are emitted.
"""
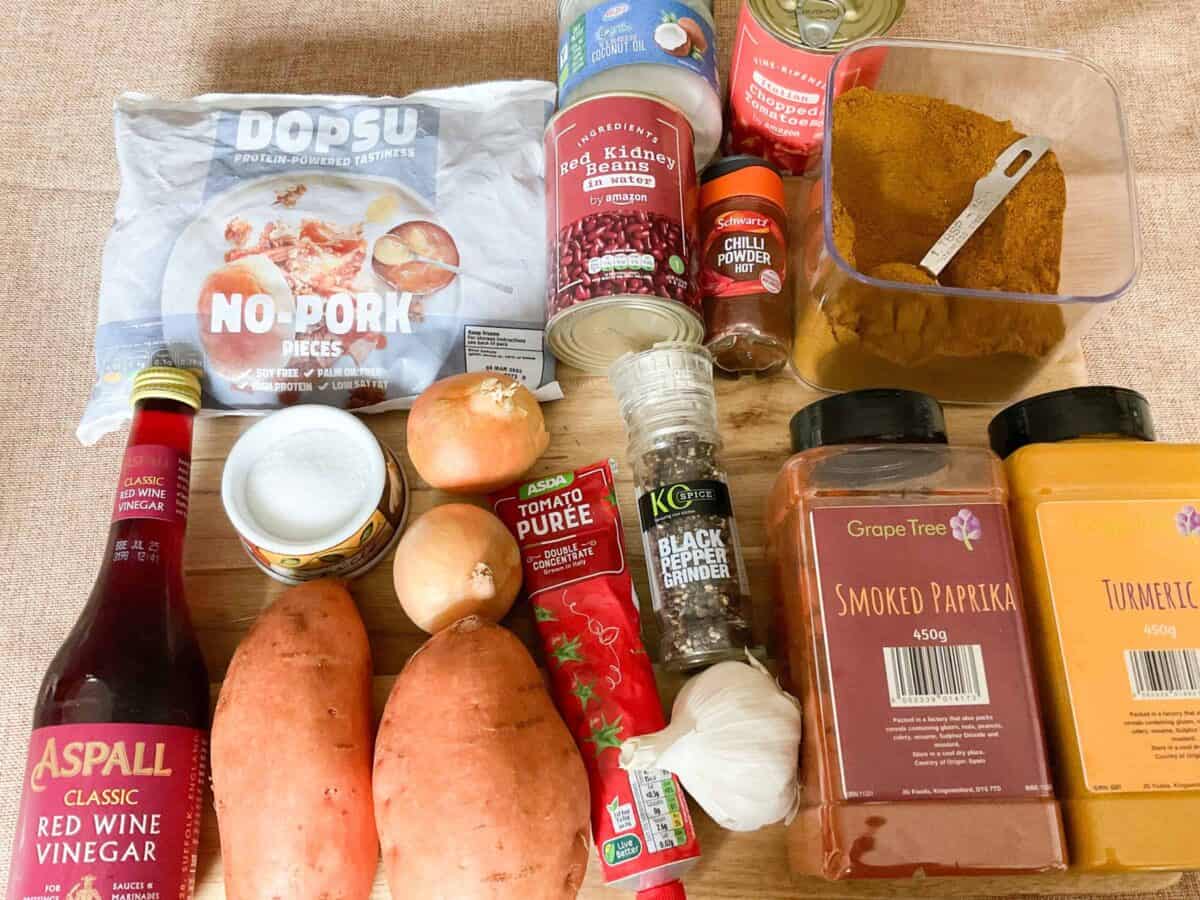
[700,208,787,298]
[491,461,701,886]
[8,723,207,900]
[545,95,701,319]
[725,3,888,175]
[111,445,190,525]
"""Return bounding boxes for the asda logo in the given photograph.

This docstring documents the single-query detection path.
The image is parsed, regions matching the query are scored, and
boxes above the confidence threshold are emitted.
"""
[520,472,574,500]
[602,834,642,866]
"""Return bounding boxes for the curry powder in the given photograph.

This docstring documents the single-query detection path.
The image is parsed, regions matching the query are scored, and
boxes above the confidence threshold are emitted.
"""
[823,87,1067,367]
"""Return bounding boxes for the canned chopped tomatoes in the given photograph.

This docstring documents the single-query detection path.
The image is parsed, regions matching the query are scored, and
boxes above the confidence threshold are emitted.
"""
[725,0,902,175]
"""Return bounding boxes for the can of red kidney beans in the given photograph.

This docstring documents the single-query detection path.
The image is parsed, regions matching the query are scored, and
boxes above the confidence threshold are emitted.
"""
[726,0,903,175]
[545,92,704,373]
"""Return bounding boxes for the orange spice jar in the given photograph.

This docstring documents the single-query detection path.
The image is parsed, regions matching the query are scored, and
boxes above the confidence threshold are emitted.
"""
[991,387,1200,871]
[699,156,792,374]
[767,389,1066,879]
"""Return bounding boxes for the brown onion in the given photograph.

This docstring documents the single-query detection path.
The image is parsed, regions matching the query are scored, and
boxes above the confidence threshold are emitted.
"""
[392,504,521,634]
[407,372,549,493]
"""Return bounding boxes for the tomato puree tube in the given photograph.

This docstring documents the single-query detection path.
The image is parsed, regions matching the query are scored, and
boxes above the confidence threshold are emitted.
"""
[493,461,700,894]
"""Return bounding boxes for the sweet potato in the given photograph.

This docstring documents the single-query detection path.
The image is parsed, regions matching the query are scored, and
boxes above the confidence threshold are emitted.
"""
[212,580,377,899]
[374,617,590,899]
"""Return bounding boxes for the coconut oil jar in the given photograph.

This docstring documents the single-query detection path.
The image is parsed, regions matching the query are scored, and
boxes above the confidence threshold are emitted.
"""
[557,0,721,166]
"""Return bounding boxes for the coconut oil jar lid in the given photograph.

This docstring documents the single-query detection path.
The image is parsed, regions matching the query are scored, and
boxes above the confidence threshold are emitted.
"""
[221,405,409,583]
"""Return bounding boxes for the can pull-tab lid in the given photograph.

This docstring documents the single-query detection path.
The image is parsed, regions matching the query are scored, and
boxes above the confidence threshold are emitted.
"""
[797,0,846,48]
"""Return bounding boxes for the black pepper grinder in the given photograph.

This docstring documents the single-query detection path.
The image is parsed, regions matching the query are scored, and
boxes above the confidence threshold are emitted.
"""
[609,341,756,669]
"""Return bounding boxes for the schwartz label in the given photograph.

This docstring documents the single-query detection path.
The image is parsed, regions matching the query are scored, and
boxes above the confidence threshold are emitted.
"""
[700,208,787,298]
[8,723,206,900]
[112,445,189,526]
[810,502,1052,802]
[1038,499,1200,793]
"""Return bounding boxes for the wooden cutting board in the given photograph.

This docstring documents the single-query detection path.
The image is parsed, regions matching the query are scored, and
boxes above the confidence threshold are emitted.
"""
[187,348,1180,898]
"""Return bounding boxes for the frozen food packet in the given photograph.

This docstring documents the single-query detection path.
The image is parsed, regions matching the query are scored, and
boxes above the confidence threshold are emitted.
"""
[78,82,560,444]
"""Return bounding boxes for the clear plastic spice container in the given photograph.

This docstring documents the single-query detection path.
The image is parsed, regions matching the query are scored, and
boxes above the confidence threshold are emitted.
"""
[609,342,754,669]
[793,39,1141,403]
[767,389,1065,879]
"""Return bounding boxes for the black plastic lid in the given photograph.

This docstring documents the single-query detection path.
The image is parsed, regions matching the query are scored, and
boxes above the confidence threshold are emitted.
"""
[700,154,783,184]
[989,386,1155,459]
[790,389,948,453]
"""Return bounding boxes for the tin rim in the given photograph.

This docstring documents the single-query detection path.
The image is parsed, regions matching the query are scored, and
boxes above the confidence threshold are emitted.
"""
[244,446,411,585]
[548,295,705,374]
[745,0,905,52]
[546,90,695,139]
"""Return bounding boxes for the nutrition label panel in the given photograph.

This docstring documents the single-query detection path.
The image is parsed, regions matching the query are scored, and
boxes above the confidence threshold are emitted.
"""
[627,768,689,852]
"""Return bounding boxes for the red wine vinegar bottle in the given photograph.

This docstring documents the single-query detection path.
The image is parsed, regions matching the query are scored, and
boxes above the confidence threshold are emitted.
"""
[8,368,209,900]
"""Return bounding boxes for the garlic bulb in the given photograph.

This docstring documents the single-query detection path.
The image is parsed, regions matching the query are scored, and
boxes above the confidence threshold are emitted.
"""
[619,654,802,832]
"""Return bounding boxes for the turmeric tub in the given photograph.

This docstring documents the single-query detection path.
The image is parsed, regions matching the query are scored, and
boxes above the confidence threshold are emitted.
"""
[990,387,1200,871]
[768,389,1065,879]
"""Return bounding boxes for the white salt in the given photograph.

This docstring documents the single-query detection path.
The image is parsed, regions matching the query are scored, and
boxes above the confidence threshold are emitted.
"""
[245,427,369,543]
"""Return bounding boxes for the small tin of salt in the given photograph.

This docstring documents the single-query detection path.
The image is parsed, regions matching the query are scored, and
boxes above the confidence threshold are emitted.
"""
[221,405,409,584]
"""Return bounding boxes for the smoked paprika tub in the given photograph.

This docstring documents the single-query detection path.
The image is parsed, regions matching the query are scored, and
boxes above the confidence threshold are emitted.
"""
[765,389,1066,879]
[990,387,1200,872]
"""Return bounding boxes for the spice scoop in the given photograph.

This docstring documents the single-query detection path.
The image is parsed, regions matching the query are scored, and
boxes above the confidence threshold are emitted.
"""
[869,135,1052,287]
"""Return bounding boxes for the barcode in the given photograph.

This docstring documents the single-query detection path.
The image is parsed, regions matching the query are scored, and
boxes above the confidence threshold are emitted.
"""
[1125,649,1200,699]
[883,644,990,707]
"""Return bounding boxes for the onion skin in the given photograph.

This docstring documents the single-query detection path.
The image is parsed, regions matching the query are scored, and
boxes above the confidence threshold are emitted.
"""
[393,503,521,633]
[407,372,550,493]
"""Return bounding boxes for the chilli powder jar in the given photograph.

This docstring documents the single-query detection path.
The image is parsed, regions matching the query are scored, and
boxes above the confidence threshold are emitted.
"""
[698,156,792,375]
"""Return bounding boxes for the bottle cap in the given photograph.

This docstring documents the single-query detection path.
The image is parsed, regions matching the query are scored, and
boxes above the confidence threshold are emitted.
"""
[700,155,785,210]
[988,386,1155,459]
[131,366,202,410]
[790,389,948,453]
[637,881,688,900]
